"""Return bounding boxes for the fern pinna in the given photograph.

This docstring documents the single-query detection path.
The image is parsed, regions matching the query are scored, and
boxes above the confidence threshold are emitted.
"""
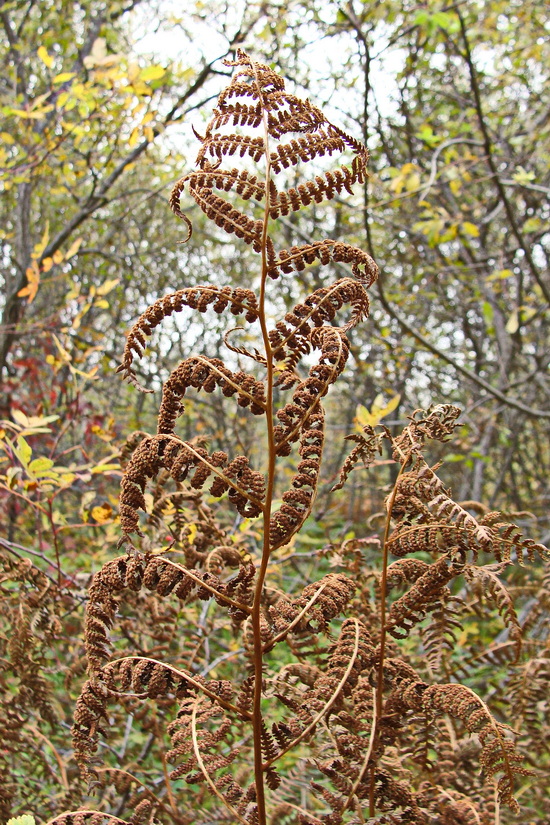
[58,52,549,825]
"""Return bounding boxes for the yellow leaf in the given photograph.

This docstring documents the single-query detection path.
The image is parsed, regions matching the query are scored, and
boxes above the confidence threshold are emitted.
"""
[28,457,55,477]
[68,364,99,379]
[53,249,64,264]
[1,131,14,144]
[32,223,50,259]
[18,262,40,302]
[461,221,479,237]
[140,65,165,81]
[37,46,54,68]
[14,436,32,467]
[65,237,83,259]
[486,268,513,283]
[52,334,71,362]
[355,394,401,429]
[505,310,519,334]
[42,257,53,272]
[11,409,30,427]
[128,127,139,147]
[405,172,420,191]
[53,72,76,83]
[91,503,113,524]
[90,462,120,474]
[96,277,120,296]
[144,125,154,143]
[127,62,140,83]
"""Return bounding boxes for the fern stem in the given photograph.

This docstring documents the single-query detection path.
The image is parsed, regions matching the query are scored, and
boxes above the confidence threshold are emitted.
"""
[370,452,411,816]
[250,63,275,825]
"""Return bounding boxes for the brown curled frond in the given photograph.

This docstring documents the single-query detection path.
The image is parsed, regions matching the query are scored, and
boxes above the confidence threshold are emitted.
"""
[464,564,522,659]
[118,285,259,391]
[269,329,351,548]
[72,658,236,783]
[331,424,384,492]
[293,573,357,633]
[118,434,265,537]
[275,326,348,453]
[268,278,370,371]
[224,326,267,365]
[266,239,378,286]
[385,554,465,639]
[270,409,323,550]
[45,812,134,825]
[398,680,529,812]
[84,553,255,678]
[157,355,266,434]
[268,158,368,219]
[392,404,462,457]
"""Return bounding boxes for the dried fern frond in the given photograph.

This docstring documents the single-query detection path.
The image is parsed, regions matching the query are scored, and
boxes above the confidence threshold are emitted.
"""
[118,285,259,391]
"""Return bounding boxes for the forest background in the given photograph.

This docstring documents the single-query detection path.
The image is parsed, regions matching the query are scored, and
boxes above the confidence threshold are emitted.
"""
[0,0,549,822]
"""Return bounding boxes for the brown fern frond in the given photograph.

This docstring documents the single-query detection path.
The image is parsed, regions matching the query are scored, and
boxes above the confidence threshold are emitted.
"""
[507,656,550,754]
[331,425,384,492]
[387,472,550,564]
[157,355,266,434]
[268,160,368,219]
[184,185,264,251]
[268,278,370,370]
[84,554,253,673]
[399,681,529,811]
[45,812,136,825]
[386,555,465,639]
[266,240,378,285]
[420,590,465,671]
[293,574,357,634]
[392,405,462,456]
[196,133,266,166]
[274,327,349,455]
[464,564,522,659]
[119,433,265,537]
[118,285,259,391]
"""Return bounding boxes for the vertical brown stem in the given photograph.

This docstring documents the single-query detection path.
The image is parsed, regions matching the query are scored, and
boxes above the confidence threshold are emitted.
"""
[250,64,275,825]
[370,452,411,816]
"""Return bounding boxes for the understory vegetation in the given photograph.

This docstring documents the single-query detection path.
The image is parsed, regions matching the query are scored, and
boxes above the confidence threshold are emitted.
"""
[1,3,549,825]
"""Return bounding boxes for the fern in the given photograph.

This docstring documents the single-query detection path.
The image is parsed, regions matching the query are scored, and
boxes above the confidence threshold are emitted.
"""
[50,52,550,825]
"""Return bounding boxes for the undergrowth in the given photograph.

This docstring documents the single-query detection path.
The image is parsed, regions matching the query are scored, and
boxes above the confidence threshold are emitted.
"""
[2,51,549,825]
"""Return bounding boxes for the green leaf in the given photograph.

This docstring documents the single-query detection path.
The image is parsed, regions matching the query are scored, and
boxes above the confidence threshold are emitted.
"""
[28,456,55,476]
[14,435,32,467]
[8,816,36,825]
[482,301,494,324]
